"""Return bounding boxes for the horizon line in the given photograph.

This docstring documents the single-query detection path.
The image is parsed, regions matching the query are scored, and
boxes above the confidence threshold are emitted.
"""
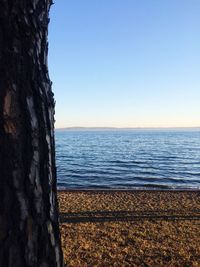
[55,126,200,130]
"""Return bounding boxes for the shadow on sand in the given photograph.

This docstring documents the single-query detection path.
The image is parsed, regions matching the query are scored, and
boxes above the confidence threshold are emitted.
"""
[60,209,200,223]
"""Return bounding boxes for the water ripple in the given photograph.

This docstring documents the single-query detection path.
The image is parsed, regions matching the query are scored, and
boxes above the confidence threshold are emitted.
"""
[55,130,200,189]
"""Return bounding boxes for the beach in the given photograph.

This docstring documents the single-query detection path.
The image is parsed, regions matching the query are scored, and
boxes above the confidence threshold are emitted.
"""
[58,190,200,266]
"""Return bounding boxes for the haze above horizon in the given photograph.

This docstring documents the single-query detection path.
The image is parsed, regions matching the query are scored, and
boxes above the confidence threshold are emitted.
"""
[49,1,200,129]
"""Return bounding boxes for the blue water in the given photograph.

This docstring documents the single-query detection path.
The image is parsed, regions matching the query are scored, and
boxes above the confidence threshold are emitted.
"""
[55,130,200,189]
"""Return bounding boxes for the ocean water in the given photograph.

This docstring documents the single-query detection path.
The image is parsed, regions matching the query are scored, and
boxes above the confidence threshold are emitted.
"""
[55,130,200,190]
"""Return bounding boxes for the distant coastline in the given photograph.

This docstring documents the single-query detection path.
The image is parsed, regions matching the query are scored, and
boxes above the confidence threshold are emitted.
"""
[55,126,200,132]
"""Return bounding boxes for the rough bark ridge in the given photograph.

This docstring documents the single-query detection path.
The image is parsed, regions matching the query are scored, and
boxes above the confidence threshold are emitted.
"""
[0,0,63,266]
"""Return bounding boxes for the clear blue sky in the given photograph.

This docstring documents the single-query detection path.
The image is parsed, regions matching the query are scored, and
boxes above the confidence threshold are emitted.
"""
[49,0,200,128]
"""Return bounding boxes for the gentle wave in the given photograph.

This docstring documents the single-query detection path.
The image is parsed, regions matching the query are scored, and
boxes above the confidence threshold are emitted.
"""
[55,130,200,189]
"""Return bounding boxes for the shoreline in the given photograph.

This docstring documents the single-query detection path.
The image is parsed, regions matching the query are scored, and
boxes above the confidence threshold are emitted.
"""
[58,188,200,192]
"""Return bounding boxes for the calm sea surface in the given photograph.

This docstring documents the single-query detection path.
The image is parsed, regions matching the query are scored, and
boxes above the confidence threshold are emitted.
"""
[55,130,200,190]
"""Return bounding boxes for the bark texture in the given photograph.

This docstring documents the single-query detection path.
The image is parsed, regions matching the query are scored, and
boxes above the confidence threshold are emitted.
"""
[0,0,63,266]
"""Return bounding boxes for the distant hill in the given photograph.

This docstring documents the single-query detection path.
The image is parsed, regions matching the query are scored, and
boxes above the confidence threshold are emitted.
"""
[55,127,200,132]
[56,127,119,131]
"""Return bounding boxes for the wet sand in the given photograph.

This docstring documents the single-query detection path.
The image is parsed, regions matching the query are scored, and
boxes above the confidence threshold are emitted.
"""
[58,190,200,266]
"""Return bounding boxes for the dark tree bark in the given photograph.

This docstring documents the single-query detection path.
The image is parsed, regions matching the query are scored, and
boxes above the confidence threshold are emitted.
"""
[0,1,63,266]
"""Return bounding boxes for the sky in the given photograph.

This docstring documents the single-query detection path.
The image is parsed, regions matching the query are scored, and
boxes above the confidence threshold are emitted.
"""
[49,0,200,129]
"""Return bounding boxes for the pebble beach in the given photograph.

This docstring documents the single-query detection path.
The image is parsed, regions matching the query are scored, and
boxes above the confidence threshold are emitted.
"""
[58,190,200,266]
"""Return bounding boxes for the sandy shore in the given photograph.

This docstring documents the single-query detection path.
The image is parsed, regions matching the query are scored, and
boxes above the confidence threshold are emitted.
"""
[58,190,200,266]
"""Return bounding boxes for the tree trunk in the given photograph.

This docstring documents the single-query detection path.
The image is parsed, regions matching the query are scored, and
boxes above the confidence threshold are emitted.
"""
[0,1,63,266]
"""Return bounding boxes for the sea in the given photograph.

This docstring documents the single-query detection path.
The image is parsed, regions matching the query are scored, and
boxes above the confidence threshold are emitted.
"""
[55,129,200,190]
